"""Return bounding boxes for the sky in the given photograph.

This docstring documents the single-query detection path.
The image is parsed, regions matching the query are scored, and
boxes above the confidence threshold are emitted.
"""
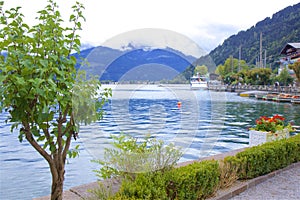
[2,0,300,54]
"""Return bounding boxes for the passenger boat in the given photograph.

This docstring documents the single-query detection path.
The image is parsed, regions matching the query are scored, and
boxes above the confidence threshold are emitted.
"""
[190,75,208,90]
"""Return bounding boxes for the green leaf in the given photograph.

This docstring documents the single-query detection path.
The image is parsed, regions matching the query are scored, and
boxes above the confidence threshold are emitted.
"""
[50,144,56,153]
[37,135,46,142]
[10,122,19,132]
[32,126,40,137]
[39,59,48,68]
[18,134,24,143]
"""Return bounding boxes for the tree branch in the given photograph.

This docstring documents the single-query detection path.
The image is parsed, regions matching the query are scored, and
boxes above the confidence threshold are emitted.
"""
[62,130,73,162]
[62,113,75,161]
[23,121,52,164]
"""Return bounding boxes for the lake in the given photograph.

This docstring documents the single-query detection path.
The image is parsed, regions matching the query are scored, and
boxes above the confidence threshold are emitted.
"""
[1,84,299,199]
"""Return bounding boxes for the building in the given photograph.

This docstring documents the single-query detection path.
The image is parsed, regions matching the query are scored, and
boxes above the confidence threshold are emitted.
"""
[279,43,300,75]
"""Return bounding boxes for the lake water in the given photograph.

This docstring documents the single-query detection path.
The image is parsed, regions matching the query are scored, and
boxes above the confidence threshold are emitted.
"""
[1,84,299,199]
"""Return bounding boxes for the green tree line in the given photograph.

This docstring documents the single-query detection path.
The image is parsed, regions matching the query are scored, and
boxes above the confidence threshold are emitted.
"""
[215,57,296,86]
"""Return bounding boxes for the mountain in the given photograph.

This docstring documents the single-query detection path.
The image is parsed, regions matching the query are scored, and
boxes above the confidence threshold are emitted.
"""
[188,2,300,76]
[2,44,196,82]
[75,45,197,82]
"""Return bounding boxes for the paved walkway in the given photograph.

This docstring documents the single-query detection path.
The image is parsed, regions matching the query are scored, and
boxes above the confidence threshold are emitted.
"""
[209,162,300,200]
[230,163,300,200]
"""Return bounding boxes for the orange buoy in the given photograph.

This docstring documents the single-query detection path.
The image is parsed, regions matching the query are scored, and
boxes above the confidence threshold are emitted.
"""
[177,101,182,109]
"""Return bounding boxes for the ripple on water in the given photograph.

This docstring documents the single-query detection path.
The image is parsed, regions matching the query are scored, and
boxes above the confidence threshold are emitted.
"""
[1,88,300,199]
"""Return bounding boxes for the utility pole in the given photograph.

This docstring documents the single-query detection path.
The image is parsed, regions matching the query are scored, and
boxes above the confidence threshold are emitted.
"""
[238,45,241,71]
[259,32,263,68]
[230,55,233,72]
[264,49,267,68]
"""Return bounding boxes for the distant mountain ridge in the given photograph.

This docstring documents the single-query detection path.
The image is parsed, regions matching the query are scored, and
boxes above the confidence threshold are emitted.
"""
[191,2,300,74]
[75,45,197,81]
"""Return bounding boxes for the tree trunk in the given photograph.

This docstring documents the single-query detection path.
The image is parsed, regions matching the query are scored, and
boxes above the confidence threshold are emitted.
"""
[50,160,65,200]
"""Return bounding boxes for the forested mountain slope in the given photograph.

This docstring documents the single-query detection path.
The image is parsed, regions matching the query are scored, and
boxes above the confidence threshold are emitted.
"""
[189,2,300,76]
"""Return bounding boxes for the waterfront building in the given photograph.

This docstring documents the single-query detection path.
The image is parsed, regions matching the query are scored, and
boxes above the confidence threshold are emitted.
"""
[279,43,300,77]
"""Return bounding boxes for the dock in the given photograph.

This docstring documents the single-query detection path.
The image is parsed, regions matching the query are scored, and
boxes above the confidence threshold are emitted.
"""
[208,84,300,104]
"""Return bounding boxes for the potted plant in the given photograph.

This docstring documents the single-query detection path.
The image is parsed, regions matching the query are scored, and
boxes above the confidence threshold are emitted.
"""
[249,114,294,146]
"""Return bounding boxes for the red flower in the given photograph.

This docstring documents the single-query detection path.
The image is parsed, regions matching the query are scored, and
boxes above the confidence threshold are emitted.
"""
[260,116,269,120]
[273,114,285,121]
[252,114,292,133]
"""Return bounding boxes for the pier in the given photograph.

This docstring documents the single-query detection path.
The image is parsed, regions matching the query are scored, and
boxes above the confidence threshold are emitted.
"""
[208,84,300,95]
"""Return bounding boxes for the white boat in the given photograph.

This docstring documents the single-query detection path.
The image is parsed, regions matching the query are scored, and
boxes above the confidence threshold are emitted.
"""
[190,75,208,89]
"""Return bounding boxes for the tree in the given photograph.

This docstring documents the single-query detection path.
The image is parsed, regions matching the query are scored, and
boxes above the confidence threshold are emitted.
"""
[215,64,225,77]
[276,68,294,86]
[248,68,272,85]
[0,1,111,199]
[215,57,248,81]
[194,65,208,76]
[289,61,300,83]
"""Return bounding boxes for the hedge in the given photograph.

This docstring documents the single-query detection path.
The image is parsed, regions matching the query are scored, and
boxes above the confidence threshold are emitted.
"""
[101,134,300,200]
[115,160,220,200]
[235,134,300,179]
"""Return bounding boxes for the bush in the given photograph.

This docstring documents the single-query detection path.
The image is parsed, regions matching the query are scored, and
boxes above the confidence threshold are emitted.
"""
[117,170,171,200]
[236,134,300,179]
[170,160,220,200]
[116,160,220,200]
[92,133,182,180]
[91,134,300,199]
[287,134,300,161]
[218,156,241,189]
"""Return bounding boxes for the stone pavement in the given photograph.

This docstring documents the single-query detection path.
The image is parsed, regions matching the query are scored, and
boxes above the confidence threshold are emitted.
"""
[209,162,300,200]
[230,162,300,200]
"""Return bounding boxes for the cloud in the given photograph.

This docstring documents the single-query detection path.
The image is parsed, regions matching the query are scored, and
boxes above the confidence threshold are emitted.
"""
[3,0,299,52]
[102,28,206,58]
[184,23,240,52]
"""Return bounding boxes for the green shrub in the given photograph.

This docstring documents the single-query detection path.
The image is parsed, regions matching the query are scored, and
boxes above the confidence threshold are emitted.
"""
[287,134,300,161]
[116,160,220,200]
[90,134,300,199]
[92,133,182,180]
[236,134,300,179]
[117,170,171,200]
[171,160,220,200]
[218,156,242,189]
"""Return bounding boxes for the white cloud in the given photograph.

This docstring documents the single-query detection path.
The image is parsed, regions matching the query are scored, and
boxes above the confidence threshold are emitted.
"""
[2,0,299,51]
[102,28,206,57]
